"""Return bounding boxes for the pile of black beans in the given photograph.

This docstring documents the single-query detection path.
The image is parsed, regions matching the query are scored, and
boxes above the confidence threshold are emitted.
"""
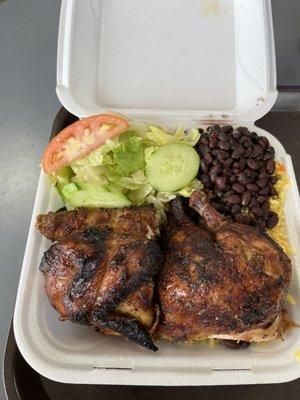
[196,125,279,230]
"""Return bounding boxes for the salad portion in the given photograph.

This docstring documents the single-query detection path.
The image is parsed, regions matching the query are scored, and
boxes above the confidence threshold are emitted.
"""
[42,114,201,217]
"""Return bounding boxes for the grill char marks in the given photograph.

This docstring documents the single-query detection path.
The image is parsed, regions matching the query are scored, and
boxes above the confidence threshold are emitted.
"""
[157,193,291,342]
[36,205,159,242]
[94,313,158,352]
[38,207,161,351]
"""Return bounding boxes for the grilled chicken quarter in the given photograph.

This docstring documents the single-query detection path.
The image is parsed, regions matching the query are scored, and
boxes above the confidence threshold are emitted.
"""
[37,206,161,351]
[157,191,292,342]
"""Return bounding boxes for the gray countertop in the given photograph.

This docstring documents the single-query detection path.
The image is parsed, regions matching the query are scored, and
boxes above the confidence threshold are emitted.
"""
[1,1,300,399]
[0,1,61,399]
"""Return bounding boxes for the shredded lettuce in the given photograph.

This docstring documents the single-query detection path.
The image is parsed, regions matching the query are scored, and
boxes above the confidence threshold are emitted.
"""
[106,136,145,176]
[52,123,202,219]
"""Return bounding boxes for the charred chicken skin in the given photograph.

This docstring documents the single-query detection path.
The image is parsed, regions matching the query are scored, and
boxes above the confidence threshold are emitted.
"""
[37,206,161,351]
[36,205,159,242]
[157,191,291,342]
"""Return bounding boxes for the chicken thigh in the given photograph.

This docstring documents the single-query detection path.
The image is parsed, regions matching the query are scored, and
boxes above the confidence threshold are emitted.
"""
[38,206,161,351]
[157,191,291,342]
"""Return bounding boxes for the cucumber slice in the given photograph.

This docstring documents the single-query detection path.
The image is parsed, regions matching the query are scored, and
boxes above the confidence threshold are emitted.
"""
[145,142,200,192]
[64,188,132,209]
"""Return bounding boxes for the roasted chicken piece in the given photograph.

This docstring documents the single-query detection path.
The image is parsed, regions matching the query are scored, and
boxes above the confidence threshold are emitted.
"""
[38,206,161,351]
[36,205,159,242]
[157,191,291,342]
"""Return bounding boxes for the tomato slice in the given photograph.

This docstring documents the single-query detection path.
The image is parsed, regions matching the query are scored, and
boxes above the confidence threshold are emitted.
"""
[42,114,130,174]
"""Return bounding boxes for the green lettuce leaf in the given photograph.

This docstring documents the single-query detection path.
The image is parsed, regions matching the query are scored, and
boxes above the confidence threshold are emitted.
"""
[106,136,145,176]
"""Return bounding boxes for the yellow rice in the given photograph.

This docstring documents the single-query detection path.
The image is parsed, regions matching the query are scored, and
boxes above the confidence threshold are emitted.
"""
[267,163,294,257]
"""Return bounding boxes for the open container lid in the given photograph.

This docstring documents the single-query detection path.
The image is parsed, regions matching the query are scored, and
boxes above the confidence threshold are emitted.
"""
[57,0,277,124]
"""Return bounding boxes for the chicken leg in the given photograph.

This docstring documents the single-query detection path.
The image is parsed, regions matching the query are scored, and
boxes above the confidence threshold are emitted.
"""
[157,191,291,342]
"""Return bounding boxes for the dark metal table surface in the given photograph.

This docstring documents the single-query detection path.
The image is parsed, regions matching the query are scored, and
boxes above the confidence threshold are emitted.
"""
[3,107,300,400]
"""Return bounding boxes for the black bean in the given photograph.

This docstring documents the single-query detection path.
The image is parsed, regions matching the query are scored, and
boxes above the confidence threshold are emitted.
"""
[246,183,259,192]
[203,152,213,164]
[212,149,218,156]
[232,147,245,159]
[227,194,241,205]
[223,168,232,177]
[243,148,251,158]
[267,146,275,155]
[209,165,221,182]
[250,132,258,139]
[216,205,225,213]
[244,141,253,149]
[261,201,270,213]
[263,153,273,161]
[215,189,224,198]
[198,128,204,134]
[209,125,220,135]
[231,204,241,215]
[239,158,247,169]
[269,185,278,197]
[233,161,240,168]
[240,341,251,348]
[251,206,264,217]
[260,136,270,148]
[223,339,250,349]
[199,144,210,154]
[233,168,241,176]
[200,174,210,185]
[257,178,268,188]
[204,181,212,188]
[220,125,233,133]
[266,212,279,229]
[232,130,242,140]
[217,150,230,160]
[266,159,276,174]
[218,140,230,151]
[259,186,270,195]
[240,136,250,144]
[238,174,252,185]
[250,198,258,208]
[201,159,209,173]
[237,127,250,135]
[251,145,264,159]
[218,132,229,141]
[211,201,222,211]
[270,176,278,185]
[209,138,218,149]
[200,137,210,146]
[247,159,260,170]
[207,190,215,200]
[257,195,268,204]
[215,176,227,191]
[230,142,240,150]
[259,171,269,179]
[225,190,235,197]
[224,204,232,213]
[257,139,266,149]
[229,175,237,183]
[224,158,234,168]
[232,183,245,194]
[244,169,256,178]
[241,191,251,206]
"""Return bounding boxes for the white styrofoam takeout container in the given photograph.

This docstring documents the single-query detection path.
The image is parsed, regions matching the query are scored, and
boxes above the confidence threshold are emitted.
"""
[14,0,300,386]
